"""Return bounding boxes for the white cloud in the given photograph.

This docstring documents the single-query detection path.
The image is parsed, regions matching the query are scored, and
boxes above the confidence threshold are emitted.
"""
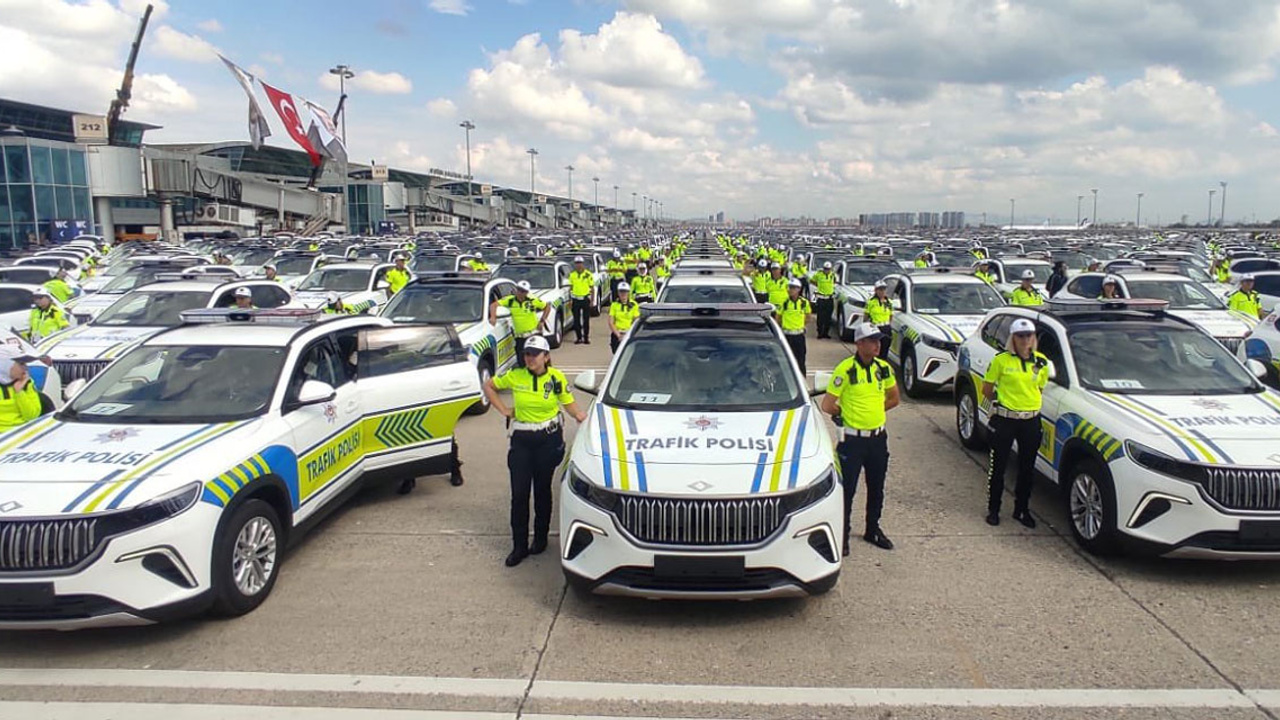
[151,25,220,63]
[261,52,285,65]
[197,18,223,33]
[560,12,704,89]
[320,69,413,95]
[426,98,457,117]
[428,0,471,16]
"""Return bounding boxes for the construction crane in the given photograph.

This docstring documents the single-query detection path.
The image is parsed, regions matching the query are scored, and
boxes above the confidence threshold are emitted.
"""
[106,3,154,145]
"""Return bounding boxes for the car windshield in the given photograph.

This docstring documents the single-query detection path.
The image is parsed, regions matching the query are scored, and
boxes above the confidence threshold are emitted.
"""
[297,268,370,292]
[101,268,181,294]
[497,265,558,288]
[932,251,973,266]
[0,288,33,314]
[232,249,278,266]
[843,264,898,285]
[0,269,53,284]
[95,290,209,326]
[911,283,1005,314]
[604,329,802,411]
[1053,252,1094,269]
[64,345,286,423]
[412,255,459,272]
[477,249,507,265]
[273,256,316,275]
[1003,263,1052,283]
[1126,280,1225,310]
[382,285,483,323]
[660,284,753,304]
[1070,324,1257,395]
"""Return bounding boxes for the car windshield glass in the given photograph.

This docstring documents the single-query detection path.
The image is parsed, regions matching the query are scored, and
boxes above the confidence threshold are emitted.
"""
[412,255,458,272]
[1052,252,1094,269]
[382,285,483,323]
[0,288,33,314]
[1069,324,1257,395]
[1003,263,1052,283]
[65,345,285,423]
[273,256,316,275]
[911,283,1005,314]
[660,285,753,304]
[497,265,557,288]
[843,264,898,285]
[233,249,277,266]
[101,268,179,294]
[95,290,208,326]
[604,330,801,410]
[1127,280,1225,310]
[477,249,506,265]
[297,268,369,292]
[932,251,972,266]
[0,269,53,284]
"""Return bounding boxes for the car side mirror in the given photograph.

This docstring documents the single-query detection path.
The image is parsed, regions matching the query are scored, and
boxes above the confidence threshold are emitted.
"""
[63,378,88,402]
[297,380,336,406]
[812,371,832,397]
[574,370,600,395]
[1247,359,1267,379]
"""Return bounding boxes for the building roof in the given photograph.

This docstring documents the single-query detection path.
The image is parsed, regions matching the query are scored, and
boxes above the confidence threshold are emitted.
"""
[0,97,159,146]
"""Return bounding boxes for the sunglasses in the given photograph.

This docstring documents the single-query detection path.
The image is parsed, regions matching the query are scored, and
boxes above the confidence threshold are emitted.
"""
[1013,332,1035,338]
[522,349,547,356]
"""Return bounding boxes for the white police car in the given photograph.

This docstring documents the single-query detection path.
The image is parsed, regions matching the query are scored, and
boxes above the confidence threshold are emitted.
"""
[1242,309,1280,387]
[561,304,842,598]
[957,298,1280,558]
[492,259,571,347]
[831,257,902,341]
[884,271,1005,397]
[379,273,518,415]
[292,262,399,312]
[0,308,479,629]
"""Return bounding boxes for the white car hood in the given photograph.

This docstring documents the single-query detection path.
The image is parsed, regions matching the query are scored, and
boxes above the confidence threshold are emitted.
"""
[915,313,983,342]
[1095,391,1280,462]
[579,404,825,495]
[1170,309,1252,339]
[39,324,163,359]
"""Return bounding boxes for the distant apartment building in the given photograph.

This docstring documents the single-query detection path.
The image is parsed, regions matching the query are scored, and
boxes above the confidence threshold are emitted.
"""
[942,211,966,229]
[917,212,940,228]
[858,212,917,229]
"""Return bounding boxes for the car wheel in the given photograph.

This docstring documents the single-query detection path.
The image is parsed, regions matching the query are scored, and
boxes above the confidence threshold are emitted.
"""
[956,382,987,450]
[466,359,494,416]
[589,292,601,317]
[211,499,282,617]
[900,345,930,399]
[1065,458,1121,556]
[838,309,855,342]
[549,311,563,349]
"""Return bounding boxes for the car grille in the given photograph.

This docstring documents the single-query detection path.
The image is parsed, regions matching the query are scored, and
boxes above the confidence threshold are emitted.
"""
[0,518,102,572]
[1205,467,1280,511]
[52,359,112,384]
[616,495,785,545]
[1216,337,1244,353]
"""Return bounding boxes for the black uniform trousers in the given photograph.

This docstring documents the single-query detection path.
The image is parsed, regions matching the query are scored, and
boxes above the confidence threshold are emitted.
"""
[878,325,892,359]
[508,427,565,551]
[986,416,1041,515]
[837,434,889,544]
[814,297,834,338]
[610,333,623,354]
[784,332,807,375]
[571,297,591,341]
[514,335,528,368]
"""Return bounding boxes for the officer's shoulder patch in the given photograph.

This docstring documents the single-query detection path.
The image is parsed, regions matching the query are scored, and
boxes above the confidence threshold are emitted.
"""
[832,376,844,387]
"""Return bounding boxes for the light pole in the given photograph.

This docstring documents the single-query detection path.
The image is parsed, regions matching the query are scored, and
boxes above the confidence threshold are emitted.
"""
[613,184,619,209]
[565,165,574,202]
[1136,193,1144,228]
[1009,198,1015,228]
[1076,195,1084,227]
[592,177,600,208]
[459,120,475,200]
[329,64,355,231]
[1208,189,1216,226]
[631,192,637,225]
[1091,188,1099,226]
[526,148,538,194]
[1219,181,1228,227]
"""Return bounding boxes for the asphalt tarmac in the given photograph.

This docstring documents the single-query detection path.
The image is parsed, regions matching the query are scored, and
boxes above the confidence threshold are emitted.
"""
[2,330,1279,719]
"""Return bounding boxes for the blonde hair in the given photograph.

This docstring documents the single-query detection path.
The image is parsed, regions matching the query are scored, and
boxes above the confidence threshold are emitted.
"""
[1005,331,1038,355]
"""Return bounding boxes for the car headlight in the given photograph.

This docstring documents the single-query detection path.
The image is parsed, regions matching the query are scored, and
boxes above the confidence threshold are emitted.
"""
[568,465,620,512]
[1124,441,1207,484]
[780,468,837,513]
[920,335,960,353]
[99,481,202,535]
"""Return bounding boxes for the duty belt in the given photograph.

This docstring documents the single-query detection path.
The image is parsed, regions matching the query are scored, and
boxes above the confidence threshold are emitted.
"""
[571,294,590,300]
[511,419,562,432]
[815,294,833,300]
[843,427,886,438]
[783,329,805,336]
[993,407,1038,420]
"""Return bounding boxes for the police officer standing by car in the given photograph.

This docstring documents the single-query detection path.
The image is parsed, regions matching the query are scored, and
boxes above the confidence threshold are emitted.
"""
[822,323,900,554]
[777,278,812,374]
[981,318,1050,528]
[483,335,588,567]
[809,261,837,339]
[865,281,893,359]
[385,255,411,295]
[569,256,594,344]
[607,282,640,354]
[28,288,69,343]
[489,281,550,367]
[1229,274,1264,319]
[1009,270,1044,306]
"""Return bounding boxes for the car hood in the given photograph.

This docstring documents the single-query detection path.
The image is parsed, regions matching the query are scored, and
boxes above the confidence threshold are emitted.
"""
[1168,309,1252,339]
[39,324,163,359]
[914,313,983,342]
[1093,391,1280,461]
[0,418,264,515]
[577,403,827,495]
[295,289,374,308]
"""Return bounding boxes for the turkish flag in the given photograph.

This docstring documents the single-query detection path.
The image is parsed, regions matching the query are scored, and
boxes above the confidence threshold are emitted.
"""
[261,81,322,166]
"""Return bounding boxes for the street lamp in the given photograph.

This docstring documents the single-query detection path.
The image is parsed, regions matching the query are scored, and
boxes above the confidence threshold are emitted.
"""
[565,165,574,203]
[613,184,619,209]
[1076,195,1084,227]
[1208,189,1216,226]
[1091,188,1099,226]
[526,148,538,194]
[1009,198,1016,228]
[328,64,354,144]
[1220,181,1228,227]
[592,177,599,208]
[459,120,475,201]
[1136,193,1144,228]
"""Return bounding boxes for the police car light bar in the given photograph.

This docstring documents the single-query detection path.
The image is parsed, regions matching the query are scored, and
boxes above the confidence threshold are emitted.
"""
[179,308,326,325]
[638,303,775,318]
[1044,298,1170,313]
[153,272,226,283]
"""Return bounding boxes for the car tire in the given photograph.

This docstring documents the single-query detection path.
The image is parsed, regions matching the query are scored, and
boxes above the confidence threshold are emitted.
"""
[956,382,987,450]
[211,499,283,617]
[589,292,601,317]
[900,345,930,399]
[466,359,494,416]
[838,309,855,343]
[548,311,563,349]
[1064,457,1121,556]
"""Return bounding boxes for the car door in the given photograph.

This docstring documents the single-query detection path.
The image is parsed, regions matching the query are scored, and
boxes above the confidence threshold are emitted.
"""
[248,282,293,309]
[280,334,364,522]
[487,281,517,371]
[355,325,481,473]
[1034,323,1073,482]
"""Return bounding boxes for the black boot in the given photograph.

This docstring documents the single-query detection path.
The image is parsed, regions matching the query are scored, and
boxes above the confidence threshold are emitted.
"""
[530,537,548,555]
[1012,509,1037,529]
[450,472,464,487]
[505,547,529,567]
[986,512,1000,526]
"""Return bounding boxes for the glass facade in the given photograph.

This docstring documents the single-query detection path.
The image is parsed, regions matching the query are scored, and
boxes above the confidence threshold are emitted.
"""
[0,138,94,250]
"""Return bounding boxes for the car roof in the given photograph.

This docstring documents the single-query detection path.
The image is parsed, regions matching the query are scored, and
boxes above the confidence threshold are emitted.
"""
[663,274,748,287]
[902,272,989,285]
[148,315,383,347]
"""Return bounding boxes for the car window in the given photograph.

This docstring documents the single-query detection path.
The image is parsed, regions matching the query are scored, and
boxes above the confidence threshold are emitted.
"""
[253,285,292,309]
[1254,276,1280,295]
[359,326,462,377]
[96,290,209,326]
[1068,276,1104,298]
[1068,324,1256,394]
[981,316,1011,349]
[0,288,33,314]
[1036,328,1069,388]
[286,340,342,403]
[384,285,484,323]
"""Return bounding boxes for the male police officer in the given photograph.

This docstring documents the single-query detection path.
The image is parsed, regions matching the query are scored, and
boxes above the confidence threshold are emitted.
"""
[264,264,280,282]
[777,278,812,374]
[865,281,894,359]
[810,261,837,339]
[385,255,411,295]
[751,259,770,303]
[1229,274,1264,319]
[490,280,549,366]
[630,263,656,303]
[28,288,69,343]
[233,286,256,310]
[1009,270,1044,306]
[43,269,74,304]
[569,256,594,344]
[822,323,900,553]
[765,263,790,307]
[974,262,997,285]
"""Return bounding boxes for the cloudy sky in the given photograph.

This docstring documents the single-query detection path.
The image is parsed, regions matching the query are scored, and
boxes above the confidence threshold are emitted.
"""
[3,0,1280,224]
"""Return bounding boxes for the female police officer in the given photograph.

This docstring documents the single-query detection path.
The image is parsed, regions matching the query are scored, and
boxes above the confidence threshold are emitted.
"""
[981,318,1051,528]
[482,335,588,567]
